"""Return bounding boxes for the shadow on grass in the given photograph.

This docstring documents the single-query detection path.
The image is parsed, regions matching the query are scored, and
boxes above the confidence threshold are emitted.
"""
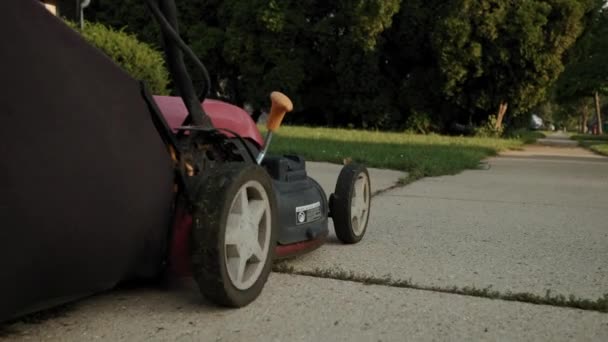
[269,136,502,181]
[571,134,608,142]
[570,135,608,157]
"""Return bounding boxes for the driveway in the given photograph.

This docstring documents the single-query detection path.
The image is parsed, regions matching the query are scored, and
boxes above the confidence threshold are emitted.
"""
[2,136,607,341]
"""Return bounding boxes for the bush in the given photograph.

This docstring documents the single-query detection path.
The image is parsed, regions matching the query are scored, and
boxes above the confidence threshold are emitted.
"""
[475,115,504,137]
[69,21,170,95]
[404,110,433,134]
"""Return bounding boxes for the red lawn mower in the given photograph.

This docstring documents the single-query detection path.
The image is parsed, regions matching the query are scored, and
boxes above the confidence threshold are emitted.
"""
[0,0,371,321]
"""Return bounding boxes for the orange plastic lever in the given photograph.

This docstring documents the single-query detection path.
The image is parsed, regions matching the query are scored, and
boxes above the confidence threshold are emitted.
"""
[266,91,293,132]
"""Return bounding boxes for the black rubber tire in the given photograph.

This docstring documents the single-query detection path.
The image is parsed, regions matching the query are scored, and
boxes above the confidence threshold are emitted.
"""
[332,163,371,244]
[190,163,278,307]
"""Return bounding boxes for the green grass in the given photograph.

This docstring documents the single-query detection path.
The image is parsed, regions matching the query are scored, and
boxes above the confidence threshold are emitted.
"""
[504,129,546,144]
[570,134,608,156]
[589,144,608,155]
[570,134,608,142]
[266,126,532,181]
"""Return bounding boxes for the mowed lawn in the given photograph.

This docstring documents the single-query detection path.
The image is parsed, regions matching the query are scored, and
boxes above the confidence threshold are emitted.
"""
[266,126,534,181]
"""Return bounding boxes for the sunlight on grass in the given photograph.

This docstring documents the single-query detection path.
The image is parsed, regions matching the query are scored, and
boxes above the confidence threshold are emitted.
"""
[590,144,608,155]
[264,126,530,180]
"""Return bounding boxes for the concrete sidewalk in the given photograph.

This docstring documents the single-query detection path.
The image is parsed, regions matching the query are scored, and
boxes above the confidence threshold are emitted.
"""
[286,146,608,299]
[537,131,579,147]
[3,275,606,341]
[3,139,608,341]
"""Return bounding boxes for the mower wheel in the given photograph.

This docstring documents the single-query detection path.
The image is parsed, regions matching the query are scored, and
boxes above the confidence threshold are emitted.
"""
[331,164,371,244]
[190,163,278,307]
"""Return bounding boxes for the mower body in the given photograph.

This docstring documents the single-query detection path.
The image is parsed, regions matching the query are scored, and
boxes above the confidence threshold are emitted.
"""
[154,96,330,276]
[153,95,264,146]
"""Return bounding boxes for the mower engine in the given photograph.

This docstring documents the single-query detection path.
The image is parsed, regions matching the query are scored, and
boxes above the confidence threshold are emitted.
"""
[263,155,329,252]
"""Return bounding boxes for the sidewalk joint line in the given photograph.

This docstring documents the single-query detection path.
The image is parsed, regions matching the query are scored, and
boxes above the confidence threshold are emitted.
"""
[273,264,608,313]
[380,193,608,210]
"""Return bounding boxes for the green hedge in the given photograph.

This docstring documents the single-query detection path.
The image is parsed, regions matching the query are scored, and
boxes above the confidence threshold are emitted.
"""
[69,21,170,95]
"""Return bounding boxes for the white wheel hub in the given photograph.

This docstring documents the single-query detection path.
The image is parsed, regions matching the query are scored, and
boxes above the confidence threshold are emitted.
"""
[224,181,271,290]
[351,173,370,236]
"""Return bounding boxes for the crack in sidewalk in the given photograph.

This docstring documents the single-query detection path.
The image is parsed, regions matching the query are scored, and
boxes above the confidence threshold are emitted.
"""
[380,193,608,210]
[273,263,608,313]
[372,173,418,197]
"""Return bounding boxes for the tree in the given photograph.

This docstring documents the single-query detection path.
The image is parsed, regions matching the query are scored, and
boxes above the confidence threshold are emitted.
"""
[85,0,598,132]
[379,0,449,129]
[218,0,308,113]
[294,0,401,127]
[431,0,590,130]
[554,3,608,133]
[88,0,401,127]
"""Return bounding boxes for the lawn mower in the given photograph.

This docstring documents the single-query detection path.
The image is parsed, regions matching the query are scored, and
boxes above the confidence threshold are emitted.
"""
[0,0,371,321]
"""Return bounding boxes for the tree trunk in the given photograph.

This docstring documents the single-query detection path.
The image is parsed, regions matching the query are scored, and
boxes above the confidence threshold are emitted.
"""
[582,105,589,134]
[595,91,603,135]
[495,101,508,130]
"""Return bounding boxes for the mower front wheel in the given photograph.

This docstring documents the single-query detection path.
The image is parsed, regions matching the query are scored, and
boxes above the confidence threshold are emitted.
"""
[190,163,278,307]
[331,164,371,244]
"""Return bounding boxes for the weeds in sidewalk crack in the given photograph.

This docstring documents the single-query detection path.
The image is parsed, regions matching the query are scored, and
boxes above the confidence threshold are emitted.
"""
[273,263,608,313]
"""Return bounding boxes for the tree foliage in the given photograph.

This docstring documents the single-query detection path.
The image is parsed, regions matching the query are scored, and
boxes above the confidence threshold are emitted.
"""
[555,3,608,100]
[85,0,600,132]
[432,0,589,128]
[550,1,607,131]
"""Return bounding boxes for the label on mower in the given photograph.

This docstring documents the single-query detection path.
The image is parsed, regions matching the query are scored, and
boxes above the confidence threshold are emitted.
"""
[295,202,322,225]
